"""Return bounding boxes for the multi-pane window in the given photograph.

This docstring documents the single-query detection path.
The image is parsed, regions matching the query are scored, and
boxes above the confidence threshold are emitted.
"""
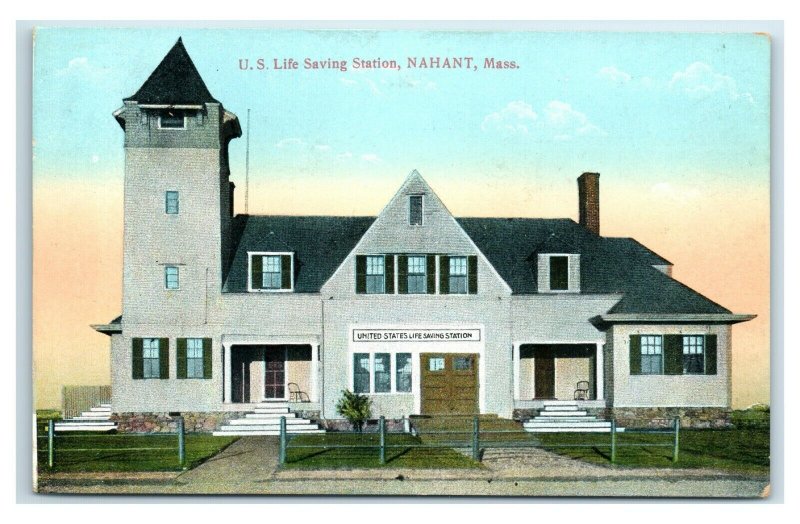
[409,195,423,225]
[407,256,427,294]
[396,353,412,392]
[165,191,179,214]
[165,266,179,289]
[366,256,385,294]
[428,357,445,371]
[142,338,161,379]
[549,256,569,291]
[374,353,391,393]
[353,353,371,394]
[160,110,185,129]
[640,335,663,374]
[454,355,474,371]
[186,338,204,378]
[262,255,282,289]
[449,256,468,294]
[683,336,705,374]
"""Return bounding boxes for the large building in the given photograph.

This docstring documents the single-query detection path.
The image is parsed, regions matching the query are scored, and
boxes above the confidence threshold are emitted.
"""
[93,39,754,432]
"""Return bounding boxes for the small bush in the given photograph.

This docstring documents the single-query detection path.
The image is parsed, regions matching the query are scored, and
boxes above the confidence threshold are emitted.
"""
[335,390,372,432]
[731,404,770,429]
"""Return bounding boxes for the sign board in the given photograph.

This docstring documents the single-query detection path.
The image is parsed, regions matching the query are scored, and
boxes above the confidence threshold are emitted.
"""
[353,329,481,342]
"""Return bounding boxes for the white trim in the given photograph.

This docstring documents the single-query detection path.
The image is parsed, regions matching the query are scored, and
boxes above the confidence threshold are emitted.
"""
[537,253,581,293]
[157,114,188,130]
[513,340,606,401]
[513,343,521,401]
[140,104,204,109]
[247,251,295,292]
[595,342,604,400]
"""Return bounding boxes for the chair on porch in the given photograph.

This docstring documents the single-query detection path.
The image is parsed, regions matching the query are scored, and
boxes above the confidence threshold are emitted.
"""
[574,381,590,401]
[288,382,310,402]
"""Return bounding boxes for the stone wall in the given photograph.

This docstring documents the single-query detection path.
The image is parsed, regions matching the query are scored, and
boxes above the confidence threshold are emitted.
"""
[321,418,409,433]
[112,412,238,433]
[512,407,731,428]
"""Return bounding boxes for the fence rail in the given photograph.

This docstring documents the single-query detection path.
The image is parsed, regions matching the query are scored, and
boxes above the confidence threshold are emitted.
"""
[280,416,681,465]
[62,385,111,419]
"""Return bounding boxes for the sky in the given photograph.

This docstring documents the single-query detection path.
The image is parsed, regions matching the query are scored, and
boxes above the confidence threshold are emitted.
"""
[32,28,770,409]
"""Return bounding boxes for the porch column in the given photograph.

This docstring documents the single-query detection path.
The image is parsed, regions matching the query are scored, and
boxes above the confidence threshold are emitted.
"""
[595,342,604,400]
[224,344,232,403]
[311,344,320,402]
[513,343,520,401]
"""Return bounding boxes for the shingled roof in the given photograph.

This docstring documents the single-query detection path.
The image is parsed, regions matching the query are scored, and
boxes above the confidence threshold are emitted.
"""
[124,37,219,105]
[222,214,730,316]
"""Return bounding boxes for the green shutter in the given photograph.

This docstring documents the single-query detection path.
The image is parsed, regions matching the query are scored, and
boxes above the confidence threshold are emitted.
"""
[426,255,436,294]
[355,255,367,294]
[468,255,478,294]
[664,335,683,375]
[705,334,717,375]
[132,338,144,379]
[629,335,641,375]
[251,254,263,289]
[159,338,170,379]
[439,255,450,294]
[281,255,292,289]
[176,338,187,379]
[398,256,408,294]
[203,338,213,379]
[384,255,395,294]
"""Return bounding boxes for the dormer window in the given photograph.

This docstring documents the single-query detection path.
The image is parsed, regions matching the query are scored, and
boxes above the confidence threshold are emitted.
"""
[249,252,294,292]
[409,195,423,225]
[538,254,580,293]
[159,109,186,129]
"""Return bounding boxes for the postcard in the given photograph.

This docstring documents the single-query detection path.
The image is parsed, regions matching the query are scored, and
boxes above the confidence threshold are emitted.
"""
[32,27,770,497]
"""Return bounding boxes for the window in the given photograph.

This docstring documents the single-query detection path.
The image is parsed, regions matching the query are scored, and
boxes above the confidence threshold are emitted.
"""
[428,357,445,371]
[165,191,179,214]
[640,335,663,374]
[374,353,391,393]
[549,256,569,291]
[683,335,705,374]
[409,195,423,225]
[353,353,370,393]
[449,256,468,294]
[186,338,204,378]
[407,255,427,294]
[143,338,161,379]
[165,266,179,290]
[396,353,412,392]
[159,110,186,129]
[454,356,474,371]
[261,255,282,289]
[366,256,385,294]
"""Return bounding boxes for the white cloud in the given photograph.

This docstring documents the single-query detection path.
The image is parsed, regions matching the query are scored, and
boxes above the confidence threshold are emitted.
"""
[90,154,100,164]
[481,100,539,134]
[669,62,753,103]
[361,153,381,163]
[314,144,332,152]
[598,66,631,83]
[543,101,606,138]
[275,137,306,149]
[337,151,353,159]
[57,56,109,79]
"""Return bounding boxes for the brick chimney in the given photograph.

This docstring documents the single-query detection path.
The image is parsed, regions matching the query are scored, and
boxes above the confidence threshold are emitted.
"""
[578,172,600,235]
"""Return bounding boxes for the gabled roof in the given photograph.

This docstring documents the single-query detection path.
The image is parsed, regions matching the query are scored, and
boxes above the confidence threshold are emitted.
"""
[222,213,731,316]
[124,37,219,105]
[223,215,376,293]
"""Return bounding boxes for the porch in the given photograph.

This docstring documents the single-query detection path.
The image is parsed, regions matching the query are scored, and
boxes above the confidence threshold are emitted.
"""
[513,343,606,407]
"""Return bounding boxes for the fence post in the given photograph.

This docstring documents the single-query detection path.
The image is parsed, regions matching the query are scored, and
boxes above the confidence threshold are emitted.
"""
[610,418,617,464]
[472,416,481,461]
[379,416,386,465]
[672,416,680,463]
[177,416,186,467]
[47,419,55,469]
[279,416,287,465]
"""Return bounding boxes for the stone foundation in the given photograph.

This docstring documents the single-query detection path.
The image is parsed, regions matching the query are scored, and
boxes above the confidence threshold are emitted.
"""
[112,412,239,433]
[512,407,731,429]
[321,418,408,433]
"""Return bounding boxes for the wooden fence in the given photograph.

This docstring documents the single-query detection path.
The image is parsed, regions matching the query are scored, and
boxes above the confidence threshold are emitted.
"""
[62,385,111,418]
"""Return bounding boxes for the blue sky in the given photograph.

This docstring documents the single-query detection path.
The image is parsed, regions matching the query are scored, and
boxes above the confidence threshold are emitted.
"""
[33,28,770,188]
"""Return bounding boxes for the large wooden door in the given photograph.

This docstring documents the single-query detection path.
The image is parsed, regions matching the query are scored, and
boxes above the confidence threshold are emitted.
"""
[421,354,479,414]
[264,349,286,399]
[534,348,555,399]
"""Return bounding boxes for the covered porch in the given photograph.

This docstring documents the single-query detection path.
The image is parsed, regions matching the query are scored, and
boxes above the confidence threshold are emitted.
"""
[513,343,606,408]
[222,336,320,408]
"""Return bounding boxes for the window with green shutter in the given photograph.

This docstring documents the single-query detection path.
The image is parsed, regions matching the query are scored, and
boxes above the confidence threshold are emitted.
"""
[631,334,718,376]
[249,252,294,291]
[178,338,213,379]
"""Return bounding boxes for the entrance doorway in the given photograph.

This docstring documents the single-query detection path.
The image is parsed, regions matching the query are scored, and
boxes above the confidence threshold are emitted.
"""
[421,353,479,415]
[264,350,286,399]
[534,347,556,399]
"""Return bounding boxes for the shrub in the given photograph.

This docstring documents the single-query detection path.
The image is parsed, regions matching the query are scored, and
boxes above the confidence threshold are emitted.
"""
[731,404,770,429]
[336,389,372,432]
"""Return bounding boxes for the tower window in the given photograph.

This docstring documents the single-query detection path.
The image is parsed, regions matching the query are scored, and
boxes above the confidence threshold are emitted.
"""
[159,110,186,129]
[165,191,179,214]
[409,195,423,225]
[165,266,180,290]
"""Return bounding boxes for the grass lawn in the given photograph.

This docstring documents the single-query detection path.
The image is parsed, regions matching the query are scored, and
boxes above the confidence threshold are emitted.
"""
[536,428,769,474]
[283,432,481,469]
[36,431,238,473]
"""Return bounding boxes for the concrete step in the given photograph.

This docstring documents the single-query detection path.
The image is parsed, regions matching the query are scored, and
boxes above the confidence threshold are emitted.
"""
[253,407,291,414]
[212,428,325,436]
[538,410,588,417]
[542,400,580,407]
[72,416,113,422]
[245,412,298,419]
[78,411,112,418]
[524,421,611,429]
[89,406,112,412]
[228,418,311,426]
[528,416,600,423]
[524,427,613,433]
[542,404,579,411]
[54,422,117,432]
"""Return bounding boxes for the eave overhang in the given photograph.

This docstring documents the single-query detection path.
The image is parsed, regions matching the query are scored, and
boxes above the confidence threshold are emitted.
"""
[91,323,122,336]
[591,313,756,329]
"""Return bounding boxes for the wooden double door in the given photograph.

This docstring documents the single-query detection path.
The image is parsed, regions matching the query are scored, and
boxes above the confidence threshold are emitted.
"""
[421,353,479,415]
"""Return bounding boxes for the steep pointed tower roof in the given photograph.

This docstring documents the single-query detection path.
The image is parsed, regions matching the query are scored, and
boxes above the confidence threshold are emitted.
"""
[124,37,219,104]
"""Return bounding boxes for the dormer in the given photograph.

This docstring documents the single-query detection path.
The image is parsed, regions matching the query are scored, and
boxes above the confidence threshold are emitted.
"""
[248,252,295,292]
[537,253,580,293]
